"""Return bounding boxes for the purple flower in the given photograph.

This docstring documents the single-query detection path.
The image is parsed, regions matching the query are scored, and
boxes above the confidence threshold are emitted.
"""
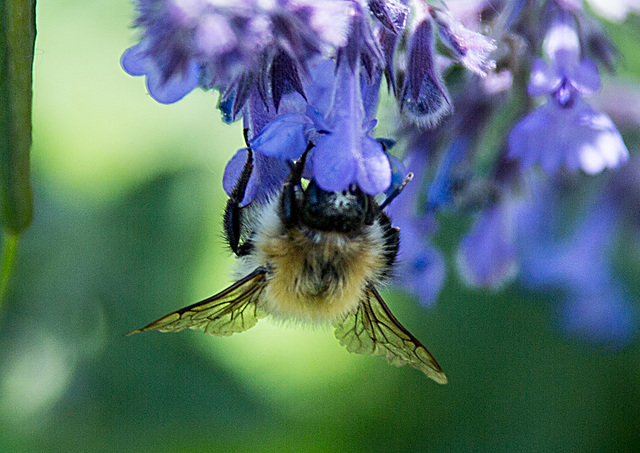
[560,286,637,347]
[509,98,629,174]
[400,17,451,128]
[368,0,410,34]
[457,202,518,288]
[395,218,446,307]
[514,176,637,345]
[246,54,392,195]
[222,148,290,206]
[121,41,200,104]
[508,12,629,174]
[311,57,391,194]
[431,7,496,77]
[122,0,353,105]
[249,113,312,161]
[387,149,446,306]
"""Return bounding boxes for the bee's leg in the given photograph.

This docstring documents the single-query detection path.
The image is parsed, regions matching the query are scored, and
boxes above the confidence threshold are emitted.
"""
[223,148,254,256]
[280,143,311,229]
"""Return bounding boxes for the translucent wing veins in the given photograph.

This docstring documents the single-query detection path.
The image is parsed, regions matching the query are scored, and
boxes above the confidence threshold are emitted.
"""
[127,267,268,337]
[334,285,448,384]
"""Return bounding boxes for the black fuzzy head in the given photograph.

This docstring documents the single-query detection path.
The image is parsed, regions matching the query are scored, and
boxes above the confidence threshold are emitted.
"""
[300,181,374,233]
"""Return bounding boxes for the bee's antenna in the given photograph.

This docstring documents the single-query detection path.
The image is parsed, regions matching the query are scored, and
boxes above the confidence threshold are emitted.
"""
[377,172,414,213]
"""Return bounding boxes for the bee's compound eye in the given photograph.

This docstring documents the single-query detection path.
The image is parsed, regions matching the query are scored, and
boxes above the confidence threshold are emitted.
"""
[348,184,358,195]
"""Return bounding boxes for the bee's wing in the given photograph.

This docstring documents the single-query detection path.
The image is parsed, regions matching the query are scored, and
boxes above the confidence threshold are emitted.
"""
[127,267,268,337]
[334,285,448,384]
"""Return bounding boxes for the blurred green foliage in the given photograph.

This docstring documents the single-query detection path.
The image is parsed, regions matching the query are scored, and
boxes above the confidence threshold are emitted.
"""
[0,1,639,452]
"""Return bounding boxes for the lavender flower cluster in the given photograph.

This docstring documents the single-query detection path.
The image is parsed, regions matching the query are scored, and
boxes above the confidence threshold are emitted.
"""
[122,0,638,346]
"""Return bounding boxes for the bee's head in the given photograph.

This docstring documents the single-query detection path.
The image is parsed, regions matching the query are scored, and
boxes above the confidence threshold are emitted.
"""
[300,180,373,233]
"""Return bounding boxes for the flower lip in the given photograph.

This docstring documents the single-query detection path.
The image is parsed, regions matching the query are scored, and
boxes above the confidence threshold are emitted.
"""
[121,41,200,104]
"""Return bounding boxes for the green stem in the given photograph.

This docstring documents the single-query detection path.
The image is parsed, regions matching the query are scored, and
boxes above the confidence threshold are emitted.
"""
[0,232,19,308]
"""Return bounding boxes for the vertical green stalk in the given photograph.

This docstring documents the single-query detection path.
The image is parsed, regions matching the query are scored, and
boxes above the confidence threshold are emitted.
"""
[1,0,37,306]
[0,233,18,307]
[1,0,37,235]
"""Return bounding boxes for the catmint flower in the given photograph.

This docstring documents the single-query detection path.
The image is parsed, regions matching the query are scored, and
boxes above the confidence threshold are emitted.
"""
[247,52,392,195]
[508,12,629,174]
[430,7,497,77]
[400,16,452,128]
[457,201,518,288]
[311,55,391,194]
[121,39,200,104]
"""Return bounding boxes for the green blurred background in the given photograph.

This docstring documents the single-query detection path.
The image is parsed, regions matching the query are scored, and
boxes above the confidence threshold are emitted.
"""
[1,1,639,451]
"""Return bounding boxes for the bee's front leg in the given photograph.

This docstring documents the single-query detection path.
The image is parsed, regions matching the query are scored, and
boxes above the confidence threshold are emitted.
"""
[223,148,254,256]
[280,144,311,229]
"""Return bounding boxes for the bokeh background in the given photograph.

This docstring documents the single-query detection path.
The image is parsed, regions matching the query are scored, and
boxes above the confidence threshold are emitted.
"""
[1,1,639,451]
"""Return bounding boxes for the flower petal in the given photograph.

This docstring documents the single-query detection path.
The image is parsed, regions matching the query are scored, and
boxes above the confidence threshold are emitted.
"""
[249,113,311,161]
[356,137,391,195]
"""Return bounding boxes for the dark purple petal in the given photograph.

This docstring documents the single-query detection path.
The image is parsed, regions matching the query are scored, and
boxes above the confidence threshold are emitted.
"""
[368,0,409,33]
[121,43,148,76]
[270,51,307,112]
[312,54,390,194]
[401,18,451,127]
[378,26,400,94]
[146,59,200,104]
[253,151,291,199]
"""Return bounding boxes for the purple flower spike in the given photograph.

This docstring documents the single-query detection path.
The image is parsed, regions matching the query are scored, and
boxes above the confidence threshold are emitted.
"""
[121,42,200,104]
[431,8,497,77]
[457,203,518,288]
[400,18,451,128]
[124,0,353,110]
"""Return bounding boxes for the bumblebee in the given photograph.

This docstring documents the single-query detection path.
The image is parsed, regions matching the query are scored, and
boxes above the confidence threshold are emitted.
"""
[129,149,447,384]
